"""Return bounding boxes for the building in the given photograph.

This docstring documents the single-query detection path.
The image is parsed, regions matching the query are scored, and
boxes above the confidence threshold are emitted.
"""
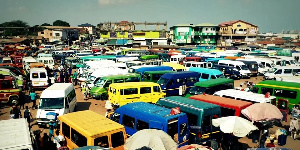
[169,24,194,45]
[218,20,258,46]
[78,23,96,35]
[194,23,218,45]
[38,26,79,43]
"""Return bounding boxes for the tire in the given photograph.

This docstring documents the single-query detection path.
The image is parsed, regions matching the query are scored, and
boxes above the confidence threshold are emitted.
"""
[100,94,108,100]
[9,97,19,106]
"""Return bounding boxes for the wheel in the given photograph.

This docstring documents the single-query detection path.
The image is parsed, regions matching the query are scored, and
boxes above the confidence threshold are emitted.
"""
[9,97,19,106]
[100,94,108,100]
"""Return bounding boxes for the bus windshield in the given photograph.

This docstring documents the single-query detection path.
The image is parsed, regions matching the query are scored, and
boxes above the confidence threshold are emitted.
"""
[95,79,107,87]
[188,86,207,95]
[241,65,249,70]
[39,98,64,109]
[157,78,168,85]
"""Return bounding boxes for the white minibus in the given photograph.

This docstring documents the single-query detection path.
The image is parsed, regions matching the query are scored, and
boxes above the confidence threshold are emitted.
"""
[37,57,55,70]
[264,66,300,80]
[218,59,251,78]
[36,83,77,126]
[30,68,48,89]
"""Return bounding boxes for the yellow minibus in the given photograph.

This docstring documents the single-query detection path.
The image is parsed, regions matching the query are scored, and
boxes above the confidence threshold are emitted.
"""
[108,82,165,107]
[58,110,126,150]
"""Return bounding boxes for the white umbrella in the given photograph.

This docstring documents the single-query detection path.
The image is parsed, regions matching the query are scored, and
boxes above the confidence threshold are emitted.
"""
[212,116,258,137]
[124,129,178,150]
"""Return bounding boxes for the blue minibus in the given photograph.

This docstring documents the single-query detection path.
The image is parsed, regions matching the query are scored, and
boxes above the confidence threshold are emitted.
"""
[212,65,241,79]
[188,67,224,81]
[157,71,199,96]
[110,102,189,147]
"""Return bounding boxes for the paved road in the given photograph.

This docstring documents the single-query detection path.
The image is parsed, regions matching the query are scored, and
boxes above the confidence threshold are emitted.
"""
[0,76,299,149]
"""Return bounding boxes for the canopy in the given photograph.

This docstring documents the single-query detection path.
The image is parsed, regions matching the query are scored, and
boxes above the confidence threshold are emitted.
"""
[241,103,283,121]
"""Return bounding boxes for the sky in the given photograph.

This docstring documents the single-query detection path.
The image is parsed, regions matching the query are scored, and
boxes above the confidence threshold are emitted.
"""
[0,0,299,33]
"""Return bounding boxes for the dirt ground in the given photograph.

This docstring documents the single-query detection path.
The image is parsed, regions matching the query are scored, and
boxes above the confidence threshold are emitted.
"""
[0,76,299,150]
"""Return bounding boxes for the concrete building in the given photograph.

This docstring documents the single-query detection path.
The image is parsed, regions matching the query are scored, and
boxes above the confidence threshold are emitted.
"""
[194,23,218,45]
[169,24,194,45]
[38,26,79,43]
[78,23,96,35]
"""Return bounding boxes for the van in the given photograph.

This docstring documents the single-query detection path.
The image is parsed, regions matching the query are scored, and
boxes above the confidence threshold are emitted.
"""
[30,68,48,89]
[22,56,37,72]
[163,62,186,72]
[218,59,251,78]
[108,82,165,107]
[58,110,126,149]
[264,66,300,80]
[110,102,189,147]
[212,65,241,79]
[157,71,199,96]
[185,78,234,98]
[90,73,141,100]
[156,96,222,147]
[2,57,12,64]
[37,83,77,126]
[135,66,173,80]
[30,62,45,69]
[189,67,225,81]
[37,57,55,70]
[142,70,174,82]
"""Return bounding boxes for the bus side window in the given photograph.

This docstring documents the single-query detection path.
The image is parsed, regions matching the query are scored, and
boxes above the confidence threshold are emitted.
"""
[65,98,69,108]
[71,128,87,147]
[137,120,149,131]
[104,80,112,88]
[62,122,70,139]
[111,113,120,123]
[94,136,109,148]
[122,115,135,129]
[153,86,161,92]
[261,87,273,95]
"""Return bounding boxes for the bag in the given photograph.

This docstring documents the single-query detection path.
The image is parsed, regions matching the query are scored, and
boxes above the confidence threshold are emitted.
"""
[278,134,287,146]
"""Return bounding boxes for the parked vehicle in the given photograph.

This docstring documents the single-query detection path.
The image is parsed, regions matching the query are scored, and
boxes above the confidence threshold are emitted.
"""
[189,67,225,81]
[218,60,251,78]
[110,102,189,147]
[29,68,48,89]
[163,62,186,72]
[0,75,20,105]
[37,57,55,70]
[212,65,241,79]
[264,66,300,80]
[142,70,174,82]
[135,66,173,80]
[185,78,234,98]
[157,71,199,96]
[108,82,165,107]
[58,110,126,149]
[156,96,222,147]
[37,83,77,126]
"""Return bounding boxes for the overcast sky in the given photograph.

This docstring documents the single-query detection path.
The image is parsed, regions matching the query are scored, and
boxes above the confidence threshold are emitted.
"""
[0,0,299,33]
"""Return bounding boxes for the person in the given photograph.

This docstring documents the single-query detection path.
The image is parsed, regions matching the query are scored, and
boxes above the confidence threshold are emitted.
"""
[10,105,21,119]
[81,84,87,100]
[68,67,72,75]
[53,72,57,82]
[290,116,299,140]
[48,120,56,138]
[58,141,69,150]
[29,90,37,109]
[73,71,78,85]
[292,105,300,118]
[60,71,65,83]
[65,71,69,83]
[260,129,269,148]
[252,122,261,144]
[19,92,26,110]
[42,133,50,150]
[24,106,32,125]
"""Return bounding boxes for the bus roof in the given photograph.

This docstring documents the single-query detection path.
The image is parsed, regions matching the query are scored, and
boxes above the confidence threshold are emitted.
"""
[139,55,159,60]
[189,67,222,75]
[136,66,173,73]
[144,70,174,74]
[190,94,252,110]
[80,56,116,60]
[58,110,124,137]
[157,96,221,116]
[255,80,300,90]
[163,62,186,69]
[110,82,159,88]
[214,89,275,103]
[41,83,74,98]
[194,78,233,87]
[115,102,187,122]
[101,73,140,80]
[160,71,198,79]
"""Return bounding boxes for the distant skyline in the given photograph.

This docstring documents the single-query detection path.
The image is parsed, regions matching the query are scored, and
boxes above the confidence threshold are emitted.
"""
[1,0,299,33]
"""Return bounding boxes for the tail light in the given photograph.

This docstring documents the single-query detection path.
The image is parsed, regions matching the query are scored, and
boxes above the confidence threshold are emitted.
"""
[197,132,202,138]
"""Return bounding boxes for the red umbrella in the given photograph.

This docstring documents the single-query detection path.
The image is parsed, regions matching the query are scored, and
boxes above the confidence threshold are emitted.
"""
[241,103,283,121]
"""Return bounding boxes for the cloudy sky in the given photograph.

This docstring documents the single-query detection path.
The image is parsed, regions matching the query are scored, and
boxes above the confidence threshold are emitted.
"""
[0,0,299,33]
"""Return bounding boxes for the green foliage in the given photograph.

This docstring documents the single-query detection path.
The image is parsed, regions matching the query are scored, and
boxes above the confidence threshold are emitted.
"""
[0,20,29,36]
[41,23,51,26]
[53,20,70,27]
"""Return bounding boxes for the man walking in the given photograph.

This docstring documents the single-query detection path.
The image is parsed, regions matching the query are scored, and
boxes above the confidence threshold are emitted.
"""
[29,90,37,109]
[24,106,32,125]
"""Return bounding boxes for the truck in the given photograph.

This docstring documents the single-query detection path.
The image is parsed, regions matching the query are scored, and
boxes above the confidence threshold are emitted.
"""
[0,75,20,105]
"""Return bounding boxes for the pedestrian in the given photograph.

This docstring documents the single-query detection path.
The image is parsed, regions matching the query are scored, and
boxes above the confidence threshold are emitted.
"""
[252,122,261,144]
[81,84,87,100]
[60,71,65,83]
[68,67,72,75]
[48,120,56,138]
[42,133,50,150]
[289,116,299,140]
[260,129,269,148]
[29,90,37,109]
[58,140,69,150]
[73,71,78,86]
[53,72,57,82]
[10,105,21,119]
[27,81,33,93]
[23,106,32,125]
[65,71,69,83]
[19,92,26,110]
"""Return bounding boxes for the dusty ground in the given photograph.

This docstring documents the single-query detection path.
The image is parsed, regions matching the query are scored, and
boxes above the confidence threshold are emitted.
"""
[0,76,299,150]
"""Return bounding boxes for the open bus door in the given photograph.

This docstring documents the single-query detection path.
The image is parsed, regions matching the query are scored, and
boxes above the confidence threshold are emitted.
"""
[277,99,289,122]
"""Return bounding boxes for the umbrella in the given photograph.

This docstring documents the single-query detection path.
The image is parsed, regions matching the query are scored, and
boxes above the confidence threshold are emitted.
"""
[241,103,283,122]
[212,116,258,137]
[177,144,212,150]
[124,129,177,150]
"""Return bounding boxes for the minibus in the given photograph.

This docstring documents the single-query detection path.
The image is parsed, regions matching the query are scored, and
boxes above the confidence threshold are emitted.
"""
[170,54,185,64]
[142,70,174,82]
[264,66,300,80]
[58,110,126,149]
[29,68,48,89]
[110,102,189,147]
[236,60,259,76]
[162,62,186,72]
[22,56,37,71]
[214,89,276,103]
[252,80,300,111]
[157,71,198,96]
[156,96,222,147]
[90,74,141,100]
[218,59,251,78]
[183,62,212,70]
[184,56,202,62]
[190,94,252,117]
[37,83,77,126]
[212,65,241,79]
[188,67,224,82]
[37,57,55,70]
[108,82,165,107]
[185,78,234,98]
[29,62,45,69]
[135,66,173,80]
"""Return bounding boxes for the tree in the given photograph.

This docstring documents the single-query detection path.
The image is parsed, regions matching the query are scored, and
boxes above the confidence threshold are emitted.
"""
[41,23,51,26]
[0,20,29,36]
[53,20,70,27]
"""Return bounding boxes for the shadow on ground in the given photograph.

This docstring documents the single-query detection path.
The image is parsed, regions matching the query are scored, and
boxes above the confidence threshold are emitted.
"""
[76,102,91,111]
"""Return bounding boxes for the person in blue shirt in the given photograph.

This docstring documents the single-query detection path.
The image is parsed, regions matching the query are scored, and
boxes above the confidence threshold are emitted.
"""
[73,71,78,85]
[29,90,37,109]
[49,120,56,138]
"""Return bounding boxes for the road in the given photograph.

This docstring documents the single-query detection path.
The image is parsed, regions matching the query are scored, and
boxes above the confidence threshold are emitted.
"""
[0,76,299,149]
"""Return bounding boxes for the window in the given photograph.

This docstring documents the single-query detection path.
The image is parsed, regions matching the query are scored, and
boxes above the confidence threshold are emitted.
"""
[176,78,185,84]
[111,131,125,148]
[40,72,46,78]
[67,90,76,101]
[111,113,120,123]
[125,77,140,82]
[153,86,161,92]
[32,73,39,78]
[140,87,151,94]
[94,136,109,148]
[50,33,52,36]
[221,107,236,117]
[187,77,197,83]
[201,73,209,79]
[104,80,112,88]
[186,113,198,126]
[180,123,187,136]
[114,79,124,83]
[211,75,216,79]
[237,24,241,27]
[261,87,273,95]
[71,128,87,147]
[122,115,135,128]
[122,88,138,95]
[55,33,60,36]
[202,116,211,127]
[274,89,297,99]
[284,69,292,74]
[137,120,149,131]
[0,80,11,89]
[167,119,178,138]
[62,122,70,139]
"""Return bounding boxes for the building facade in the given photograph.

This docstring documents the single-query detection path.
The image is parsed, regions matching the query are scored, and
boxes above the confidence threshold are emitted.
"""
[78,23,96,35]
[169,24,194,45]
[194,23,218,45]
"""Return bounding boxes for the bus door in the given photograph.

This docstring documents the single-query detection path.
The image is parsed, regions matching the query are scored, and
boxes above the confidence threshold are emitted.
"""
[140,86,152,103]
[177,115,189,146]
[277,99,289,122]
[151,85,162,103]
